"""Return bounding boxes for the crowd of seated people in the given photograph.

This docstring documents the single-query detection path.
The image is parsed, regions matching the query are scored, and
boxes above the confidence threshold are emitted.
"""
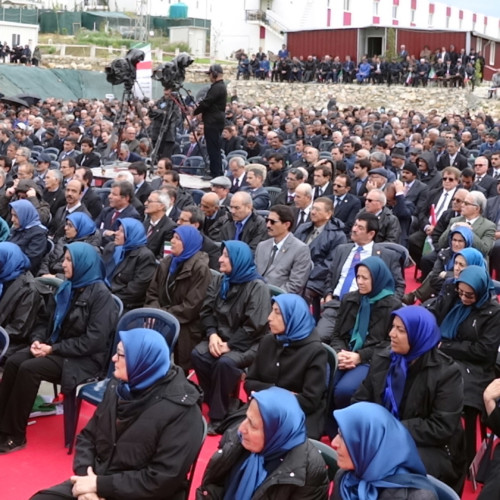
[1,87,500,498]
[232,43,486,87]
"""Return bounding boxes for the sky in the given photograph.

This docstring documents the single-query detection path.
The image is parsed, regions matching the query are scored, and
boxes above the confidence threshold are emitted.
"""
[439,0,500,18]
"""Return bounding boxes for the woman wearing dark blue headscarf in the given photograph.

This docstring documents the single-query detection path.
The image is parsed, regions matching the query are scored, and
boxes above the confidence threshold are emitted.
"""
[404,225,473,304]
[353,306,465,493]
[331,402,437,500]
[0,242,119,454]
[427,265,500,466]
[103,217,157,312]
[0,242,42,359]
[329,257,401,413]
[197,387,329,500]
[145,225,211,373]
[192,240,271,435]
[245,294,327,438]
[31,328,204,500]
[8,199,48,273]
[38,212,102,279]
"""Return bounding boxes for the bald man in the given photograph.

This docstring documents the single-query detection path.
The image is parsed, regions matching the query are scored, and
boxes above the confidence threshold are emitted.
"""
[200,192,229,242]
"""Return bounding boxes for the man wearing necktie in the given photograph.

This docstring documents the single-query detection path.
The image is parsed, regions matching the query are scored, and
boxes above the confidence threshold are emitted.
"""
[312,164,333,199]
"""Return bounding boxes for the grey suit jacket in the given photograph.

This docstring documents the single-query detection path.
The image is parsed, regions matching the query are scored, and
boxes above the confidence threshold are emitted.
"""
[324,242,406,298]
[255,233,312,294]
[438,215,496,256]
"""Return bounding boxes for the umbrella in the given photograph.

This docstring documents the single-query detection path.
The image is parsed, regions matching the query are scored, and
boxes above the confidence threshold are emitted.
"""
[15,94,41,106]
[0,96,30,108]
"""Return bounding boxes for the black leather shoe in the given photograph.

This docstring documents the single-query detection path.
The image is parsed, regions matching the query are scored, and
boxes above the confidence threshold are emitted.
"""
[207,420,223,436]
[0,437,27,454]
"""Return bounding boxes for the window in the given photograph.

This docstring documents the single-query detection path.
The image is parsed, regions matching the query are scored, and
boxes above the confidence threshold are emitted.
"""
[12,34,20,47]
[490,43,496,66]
[392,5,398,18]
[344,0,350,11]
[446,16,450,28]
[411,9,415,23]
[459,18,462,30]
[476,38,482,52]
[373,1,379,15]
[428,13,433,26]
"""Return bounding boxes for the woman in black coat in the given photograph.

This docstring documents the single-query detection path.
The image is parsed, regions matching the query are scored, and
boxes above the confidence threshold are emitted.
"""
[103,217,157,311]
[329,257,401,411]
[245,294,327,439]
[31,328,204,500]
[0,242,118,454]
[0,242,42,360]
[353,306,465,493]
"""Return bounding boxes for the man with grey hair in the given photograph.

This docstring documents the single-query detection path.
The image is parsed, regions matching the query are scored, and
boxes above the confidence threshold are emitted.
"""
[200,192,229,242]
[438,190,495,256]
[219,190,268,252]
[42,168,66,216]
[358,188,401,243]
[293,182,313,231]
[228,156,248,193]
[143,190,176,259]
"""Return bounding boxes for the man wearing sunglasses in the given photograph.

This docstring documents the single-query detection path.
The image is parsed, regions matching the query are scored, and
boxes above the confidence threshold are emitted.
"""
[254,205,311,295]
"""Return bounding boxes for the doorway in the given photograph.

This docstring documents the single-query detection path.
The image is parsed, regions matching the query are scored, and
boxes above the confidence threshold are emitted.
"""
[367,37,383,57]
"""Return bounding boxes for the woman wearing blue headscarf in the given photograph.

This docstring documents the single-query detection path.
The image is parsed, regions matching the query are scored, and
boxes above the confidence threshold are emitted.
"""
[0,242,119,454]
[103,217,157,312]
[404,225,473,305]
[145,225,211,373]
[331,402,437,500]
[38,212,102,279]
[329,257,400,413]
[192,240,271,435]
[245,294,327,438]
[426,265,500,465]
[0,242,42,360]
[8,199,48,273]
[197,387,329,499]
[31,328,204,500]
[354,306,465,493]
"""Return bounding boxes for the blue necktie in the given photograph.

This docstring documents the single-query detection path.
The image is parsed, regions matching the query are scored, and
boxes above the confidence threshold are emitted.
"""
[339,246,363,299]
[234,221,243,240]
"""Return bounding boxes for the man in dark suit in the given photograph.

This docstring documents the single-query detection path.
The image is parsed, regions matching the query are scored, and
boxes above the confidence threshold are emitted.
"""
[95,180,141,246]
[312,163,333,199]
[400,163,428,217]
[42,169,66,217]
[316,212,405,340]
[75,167,103,220]
[118,144,142,163]
[437,139,468,171]
[181,132,204,158]
[474,156,497,198]
[57,137,79,162]
[241,167,270,210]
[221,125,243,155]
[49,179,91,241]
[219,191,268,253]
[255,204,312,294]
[330,173,361,235]
[128,161,153,205]
[200,192,229,242]
[143,189,176,259]
[485,182,500,277]
[209,176,232,208]
[275,167,305,206]
[75,138,101,169]
[351,158,370,202]
[228,156,249,193]
[293,183,313,231]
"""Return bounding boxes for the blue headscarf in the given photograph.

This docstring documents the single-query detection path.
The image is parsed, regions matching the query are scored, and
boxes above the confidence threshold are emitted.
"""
[455,247,487,270]
[272,294,315,345]
[105,218,147,282]
[335,402,434,500]
[168,225,203,275]
[445,226,473,271]
[0,242,30,298]
[224,387,306,500]
[440,265,492,340]
[382,306,441,418]
[349,257,395,352]
[50,242,105,343]
[9,199,45,231]
[66,212,97,239]
[219,241,263,300]
[117,328,170,400]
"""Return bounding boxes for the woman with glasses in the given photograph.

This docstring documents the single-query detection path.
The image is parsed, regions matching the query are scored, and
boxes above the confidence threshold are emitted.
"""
[31,328,204,500]
[0,242,119,454]
[145,225,211,373]
[353,306,465,492]
[38,212,101,279]
[426,265,500,465]
[103,217,157,312]
[191,240,270,435]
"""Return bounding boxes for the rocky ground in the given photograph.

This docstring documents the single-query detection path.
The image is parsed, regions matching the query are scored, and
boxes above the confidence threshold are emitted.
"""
[39,56,499,118]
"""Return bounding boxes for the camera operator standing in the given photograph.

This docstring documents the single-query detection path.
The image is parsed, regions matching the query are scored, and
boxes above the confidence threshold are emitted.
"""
[149,88,182,160]
[194,64,227,178]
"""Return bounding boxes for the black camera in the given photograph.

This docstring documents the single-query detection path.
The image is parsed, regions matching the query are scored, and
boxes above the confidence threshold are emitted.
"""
[105,49,145,90]
[152,52,194,90]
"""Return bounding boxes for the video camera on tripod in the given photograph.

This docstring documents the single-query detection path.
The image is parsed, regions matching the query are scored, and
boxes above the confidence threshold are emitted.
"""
[105,48,145,91]
[152,52,194,91]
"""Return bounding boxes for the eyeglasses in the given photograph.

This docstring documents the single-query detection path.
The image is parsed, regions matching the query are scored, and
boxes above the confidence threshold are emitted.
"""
[452,198,465,202]
[474,164,487,167]
[265,218,280,225]
[456,287,476,300]
[442,177,456,181]
[462,201,478,207]
[365,198,380,203]
[333,183,345,188]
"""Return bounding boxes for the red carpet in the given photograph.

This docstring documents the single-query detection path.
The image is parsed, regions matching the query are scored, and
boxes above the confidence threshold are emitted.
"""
[0,267,482,499]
